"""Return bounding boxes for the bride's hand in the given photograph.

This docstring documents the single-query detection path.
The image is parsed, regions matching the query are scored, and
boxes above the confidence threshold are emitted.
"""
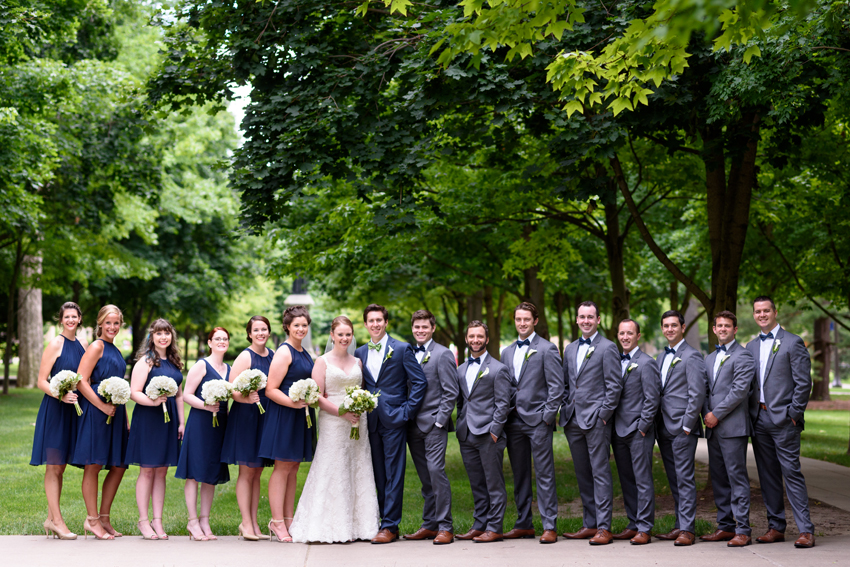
[343,412,360,425]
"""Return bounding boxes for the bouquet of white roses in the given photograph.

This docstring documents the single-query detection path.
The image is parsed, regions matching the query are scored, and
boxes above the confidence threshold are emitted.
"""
[145,376,179,423]
[340,386,380,440]
[232,369,267,414]
[97,377,131,424]
[200,379,233,427]
[49,370,83,416]
[288,378,320,428]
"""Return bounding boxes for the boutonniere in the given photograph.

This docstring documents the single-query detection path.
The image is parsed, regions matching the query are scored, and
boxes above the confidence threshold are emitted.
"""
[627,363,638,374]
[772,339,781,354]
[670,356,682,368]
[474,366,490,384]
[585,346,595,360]
[719,354,731,367]
[384,345,394,362]
[421,351,430,364]
[524,349,537,361]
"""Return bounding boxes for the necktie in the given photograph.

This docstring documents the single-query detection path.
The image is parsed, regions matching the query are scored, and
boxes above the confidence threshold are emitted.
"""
[715,344,727,352]
[620,353,631,361]
[467,357,481,365]
[368,342,381,351]
[664,346,675,355]
[517,338,530,347]
[412,345,426,353]
[579,337,592,346]
[759,332,774,341]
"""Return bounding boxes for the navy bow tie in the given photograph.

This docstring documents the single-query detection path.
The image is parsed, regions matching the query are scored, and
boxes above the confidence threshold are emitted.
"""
[664,346,676,355]
[517,338,530,347]
[715,344,727,352]
[620,353,631,361]
[467,357,481,365]
[579,337,593,346]
[759,332,774,341]
[412,345,426,353]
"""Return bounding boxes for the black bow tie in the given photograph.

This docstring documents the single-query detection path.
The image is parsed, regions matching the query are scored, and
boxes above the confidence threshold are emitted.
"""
[664,346,676,355]
[620,353,631,361]
[517,338,530,347]
[579,337,593,346]
[412,345,426,353]
[467,357,481,365]
[759,332,774,341]
[715,344,727,352]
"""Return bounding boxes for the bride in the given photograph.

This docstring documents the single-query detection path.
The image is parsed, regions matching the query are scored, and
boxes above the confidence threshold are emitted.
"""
[289,316,379,543]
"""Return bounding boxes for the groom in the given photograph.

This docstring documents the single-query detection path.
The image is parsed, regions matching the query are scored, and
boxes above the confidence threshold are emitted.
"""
[357,304,428,544]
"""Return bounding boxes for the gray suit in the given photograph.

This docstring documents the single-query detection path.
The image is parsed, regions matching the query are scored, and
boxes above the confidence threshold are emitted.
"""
[407,341,458,533]
[456,354,514,534]
[502,334,564,531]
[611,348,660,534]
[704,341,755,535]
[746,328,814,534]
[559,333,623,531]
[655,340,707,534]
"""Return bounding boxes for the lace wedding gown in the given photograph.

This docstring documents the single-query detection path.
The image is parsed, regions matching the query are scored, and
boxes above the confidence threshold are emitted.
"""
[290,356,379,543]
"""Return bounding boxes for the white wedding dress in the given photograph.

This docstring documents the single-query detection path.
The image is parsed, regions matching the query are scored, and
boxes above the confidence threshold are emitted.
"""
[290,356,379,543]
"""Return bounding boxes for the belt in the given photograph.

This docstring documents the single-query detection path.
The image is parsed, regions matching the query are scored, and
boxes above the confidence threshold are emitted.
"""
[759,403,767,411]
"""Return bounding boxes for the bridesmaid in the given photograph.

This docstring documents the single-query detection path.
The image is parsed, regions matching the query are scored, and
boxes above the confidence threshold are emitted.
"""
[31,301,88,540]
[126,319,184,540]
[221,315,274,540]
[259,306,316,542]
[71,304,129,540]
[176,327,233,541]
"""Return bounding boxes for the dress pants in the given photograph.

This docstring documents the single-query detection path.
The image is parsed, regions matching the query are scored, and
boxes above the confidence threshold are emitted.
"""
[505,417,558,531]
[707,433,751,535]
[459,433,508,534]
[656,424,698,533]
[408,424,453,532]
[564,417,613,531]
[369,420,407,532]
[612,426,656,534]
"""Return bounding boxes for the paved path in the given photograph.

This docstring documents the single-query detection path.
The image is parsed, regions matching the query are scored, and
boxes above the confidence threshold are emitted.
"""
[6,534,848,567]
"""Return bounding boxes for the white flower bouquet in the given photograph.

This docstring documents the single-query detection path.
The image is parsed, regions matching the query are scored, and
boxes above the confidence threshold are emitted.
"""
[232,369,268,414]
[288,378,321,428]
[97,377,131,424]
[49,370,83,416]
[200,379,233,427]
[145,376,179,423]
[341,386,380,440]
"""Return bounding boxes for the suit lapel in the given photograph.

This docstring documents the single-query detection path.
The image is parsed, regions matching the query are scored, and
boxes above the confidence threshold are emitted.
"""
[469,356,490,396]
[577,334,600,380]
[458,361,470,398]
[422,340,436,367]
[762,328,783,384]
[356,346,375,385]
[502,343,517,383]
[517,334,539,384]
[376,336,394,382]
[624,348,641,379]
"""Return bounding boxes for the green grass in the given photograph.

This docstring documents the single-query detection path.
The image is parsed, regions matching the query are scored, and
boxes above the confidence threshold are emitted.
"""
[3,388,704,536]
[800,410,850,467]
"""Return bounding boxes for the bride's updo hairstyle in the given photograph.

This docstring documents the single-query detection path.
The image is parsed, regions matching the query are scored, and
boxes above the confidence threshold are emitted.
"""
[330,315,354,335]
[282,305,312,335]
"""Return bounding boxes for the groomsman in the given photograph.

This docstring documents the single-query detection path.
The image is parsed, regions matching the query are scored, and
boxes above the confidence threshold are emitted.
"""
[559,301,623,545]
[746,296,815,548]
[611,319,660,545]
[455,321,514,543]
[702,311,756,547]
[501,302,563,544]
[654,310,707,546]
[404,310,459,545]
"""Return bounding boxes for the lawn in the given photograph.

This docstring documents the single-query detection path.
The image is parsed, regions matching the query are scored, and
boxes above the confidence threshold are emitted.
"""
[800,410,850,467]
[2,388,706,537]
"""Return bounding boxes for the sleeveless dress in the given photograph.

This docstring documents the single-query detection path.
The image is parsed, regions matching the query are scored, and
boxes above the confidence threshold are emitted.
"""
[30,336,86,466]
[258,343,317,462]
[126,359,183,467]
[71,340,129,468]
[220,347,274,468]
[289,356,379,543]
[176,359,231,485]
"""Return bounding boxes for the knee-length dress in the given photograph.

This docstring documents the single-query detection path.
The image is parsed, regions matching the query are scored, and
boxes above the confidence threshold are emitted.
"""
[221,347,274,468]
[71,340,129,468]
[30,336,86,466]
[258,343,316,462]
[126,359,183,467]
[175,359,231,485]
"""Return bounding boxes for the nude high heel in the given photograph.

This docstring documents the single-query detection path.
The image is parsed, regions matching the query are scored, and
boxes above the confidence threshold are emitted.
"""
[238,523,259,541]
[138,518,158,540]
[198,515,216,540]
[268,519,292,543]
[44,519,77,540]
[84,515,114,540]
[187,517,208,541]
[151,517,168,540]
[99,514,122,537]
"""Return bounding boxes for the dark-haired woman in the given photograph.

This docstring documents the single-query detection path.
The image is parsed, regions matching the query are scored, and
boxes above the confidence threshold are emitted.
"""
[31,302,88,540]
[176,327,233,541]
[259,306,316,542]
[126,319,184,540]
[221,315,274,540]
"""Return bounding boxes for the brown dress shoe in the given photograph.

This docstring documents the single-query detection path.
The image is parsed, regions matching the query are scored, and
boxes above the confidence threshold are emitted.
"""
[673,531,695,546]
[562,527,597,539]
[589,529,613,545]
[504,528,536,539]
[794,533,815,548]
[727,534,752,547]
[630,532,651,545]
[456,529,484,541]
[756,529,785,543]
[472,530,504,543]
[371,529,398,544]
[433,531,454,545]
[655,528,681,541]
[612,529,638,540]
[403,528,438,540]
[539,530,557,544]
[700,529,735,542]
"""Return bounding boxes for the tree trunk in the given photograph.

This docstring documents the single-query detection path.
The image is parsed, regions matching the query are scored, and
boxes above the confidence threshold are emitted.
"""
[604,202,629,339]
[131,305,145,358]
[184,326,191,365]
[523,266,549,339]
[569,294,580,342]
[812,317,831,401]
[17,255,43,387]
[554,291,565,354]
[467,290,483,324]
[456,295,467,360]
[833,322,841,387]
[483,286,501,360]
[3,239,24,394]
[197,330,206,360]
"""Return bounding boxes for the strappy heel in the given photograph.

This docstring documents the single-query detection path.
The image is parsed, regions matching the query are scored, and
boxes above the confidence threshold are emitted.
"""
[44,518,77,540]
[151,517,168,540]
[138,518,158,540]
[84,515,114,540]
[198,515,216,540]
[187,517,208,541]
[268,518,292,543]
[239,523,259,541]
[99,514,122,537]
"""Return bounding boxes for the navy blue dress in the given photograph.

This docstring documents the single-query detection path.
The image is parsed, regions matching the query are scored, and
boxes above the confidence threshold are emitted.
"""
[220,347,274,468]
[126,359,183,467]
[30,336,86,466]
[175,359,231,485]
[71,340,129,468]
[258,343,316,462]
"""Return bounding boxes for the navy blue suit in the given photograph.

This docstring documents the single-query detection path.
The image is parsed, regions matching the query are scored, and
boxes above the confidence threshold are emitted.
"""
[356,335,427,531]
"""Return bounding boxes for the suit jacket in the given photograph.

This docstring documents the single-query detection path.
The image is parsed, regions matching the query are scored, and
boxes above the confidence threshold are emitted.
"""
[412,341,458,433]
[703,342,756,439]
[455,355,514,442]
[655,341,707,436]
[558,333,623,429]
[501,334,563,427]
[746,327,811,428]
[613,348,661,438]
[356,335,427,432]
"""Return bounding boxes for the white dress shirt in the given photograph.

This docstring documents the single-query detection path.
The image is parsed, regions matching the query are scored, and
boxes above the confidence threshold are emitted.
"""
[621,346,637,377]
[465,351,488,394]
[512,332,536,381]
[758,324,781,403]
[660,339,685,388]
[576,331,598,373]
[366,333,389,383]
[415,339,432,364]
[713,339,736,380]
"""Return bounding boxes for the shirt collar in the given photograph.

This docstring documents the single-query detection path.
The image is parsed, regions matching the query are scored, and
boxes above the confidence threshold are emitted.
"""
[371,333,389,349]
[518,332,536,345]
[769,324,780,337]
[669,338,685,353]
[623,345,639,356]
[470,351,488,365]
[721,339,737,350]
[581,331,598,344]
[419,338,433,350]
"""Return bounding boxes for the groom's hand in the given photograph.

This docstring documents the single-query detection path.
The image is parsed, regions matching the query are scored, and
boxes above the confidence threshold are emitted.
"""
[490,433,498,443]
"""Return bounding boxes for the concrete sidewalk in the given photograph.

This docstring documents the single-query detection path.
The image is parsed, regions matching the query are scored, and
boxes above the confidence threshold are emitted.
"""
[695,438,850,513]
[6,534,848,567]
